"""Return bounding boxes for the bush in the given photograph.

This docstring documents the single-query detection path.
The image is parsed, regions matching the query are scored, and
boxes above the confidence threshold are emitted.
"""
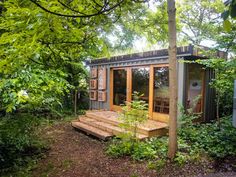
[106,139,133,157]
[107,136,199,167]
[108,110,236,169]
[118,91,148,141]
[0,114,46,170]
[179,115,236,158]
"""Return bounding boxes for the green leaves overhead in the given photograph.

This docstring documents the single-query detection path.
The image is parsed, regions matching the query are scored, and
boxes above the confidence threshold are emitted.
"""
[177,0,225,45]
[222,0,236,31]
[0,0,167,113]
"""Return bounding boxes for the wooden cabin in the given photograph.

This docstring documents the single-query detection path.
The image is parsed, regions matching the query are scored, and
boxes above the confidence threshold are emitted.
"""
[72,45,227,140]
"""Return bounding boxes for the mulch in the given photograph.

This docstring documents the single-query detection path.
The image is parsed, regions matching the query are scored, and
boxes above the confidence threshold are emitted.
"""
[32,122,236,177]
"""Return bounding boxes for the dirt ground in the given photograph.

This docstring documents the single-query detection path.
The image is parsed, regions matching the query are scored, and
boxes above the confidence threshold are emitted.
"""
[32,122,236,177]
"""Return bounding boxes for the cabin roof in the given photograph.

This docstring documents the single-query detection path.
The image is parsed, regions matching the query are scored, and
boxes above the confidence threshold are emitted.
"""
[86,45,227,66]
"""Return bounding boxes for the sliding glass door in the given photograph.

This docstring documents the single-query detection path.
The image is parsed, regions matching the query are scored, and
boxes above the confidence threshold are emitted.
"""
[148,65,169,123]
[132,67,150,103]
[113,69,127,106]
[111,67,150,111]
[110,65,170,123]
[153,67,169,114]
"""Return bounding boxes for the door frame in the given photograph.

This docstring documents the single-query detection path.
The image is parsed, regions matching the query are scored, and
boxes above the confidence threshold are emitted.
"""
[185,63,206,118]
[148,64,170,123]
[110,67,132,112]
[110,64,170,123]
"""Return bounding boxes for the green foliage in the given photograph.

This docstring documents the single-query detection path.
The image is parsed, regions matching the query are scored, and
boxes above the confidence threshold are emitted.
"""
[107,137,166,161]
[0,0,168,114]
[196,58,236,117]
[179,110,236,158]
[108,107,236,169]
[107,136,199,167]
[177,0,224,45]
[106,138,134,158]
[0,114,46,171]
[221,0,236,31]
[118,91,148,141]
[0,66,71,113]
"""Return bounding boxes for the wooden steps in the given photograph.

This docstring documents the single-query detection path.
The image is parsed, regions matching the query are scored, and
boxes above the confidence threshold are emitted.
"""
[71,110,168,140]
[79,116,149,139]
[72,121,113,140]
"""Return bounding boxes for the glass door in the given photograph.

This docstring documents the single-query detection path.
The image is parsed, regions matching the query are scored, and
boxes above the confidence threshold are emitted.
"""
[111,69,127,111]
[153,66,169,114]
[111,67,150,112]
[186,64,205,114]
[132,67,150,104]
[149,65,170,123]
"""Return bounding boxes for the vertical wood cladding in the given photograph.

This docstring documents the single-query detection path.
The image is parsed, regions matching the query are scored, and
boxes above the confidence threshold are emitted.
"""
[98,67,106,90]
[90,66,109,110]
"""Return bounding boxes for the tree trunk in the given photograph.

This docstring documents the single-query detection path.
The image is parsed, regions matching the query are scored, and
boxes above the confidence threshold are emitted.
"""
[216,92,221,129]
[74,89,77,116]
[167,0,178,160]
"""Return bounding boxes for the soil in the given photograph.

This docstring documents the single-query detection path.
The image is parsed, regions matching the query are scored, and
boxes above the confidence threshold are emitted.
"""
[32,122,236,177]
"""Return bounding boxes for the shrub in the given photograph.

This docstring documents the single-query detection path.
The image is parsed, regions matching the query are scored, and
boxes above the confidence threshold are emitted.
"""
[118,91,148,141]
[0,114,46,170]
[106,139,133,157]
[179,113,236,158]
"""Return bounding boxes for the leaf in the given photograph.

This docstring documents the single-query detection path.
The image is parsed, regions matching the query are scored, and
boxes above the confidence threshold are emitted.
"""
[223,20,232,32]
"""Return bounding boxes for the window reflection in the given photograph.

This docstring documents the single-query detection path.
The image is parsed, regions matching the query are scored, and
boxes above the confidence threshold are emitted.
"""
[186,64,203,113]
[153,67,169,114]
[113,69,127,106]
[132,67,150,103]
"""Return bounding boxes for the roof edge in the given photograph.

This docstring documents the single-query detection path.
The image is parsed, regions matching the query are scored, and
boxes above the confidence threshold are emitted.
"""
[86,45,227,65]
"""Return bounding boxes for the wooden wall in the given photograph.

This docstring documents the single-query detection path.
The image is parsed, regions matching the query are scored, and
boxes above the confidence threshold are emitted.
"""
[89,65,110,110]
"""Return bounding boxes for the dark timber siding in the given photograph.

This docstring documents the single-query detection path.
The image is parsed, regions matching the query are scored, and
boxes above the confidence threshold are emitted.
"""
[204,68,216,122]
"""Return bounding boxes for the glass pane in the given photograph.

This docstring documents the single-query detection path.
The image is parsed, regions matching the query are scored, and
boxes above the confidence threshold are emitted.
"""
[153,67,169,114]
[132,67,150,103]
[113,69,127,106]
[186,64,203,113]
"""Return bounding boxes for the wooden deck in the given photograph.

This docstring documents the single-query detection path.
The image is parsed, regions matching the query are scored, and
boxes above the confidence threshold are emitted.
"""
[71,110,168,140]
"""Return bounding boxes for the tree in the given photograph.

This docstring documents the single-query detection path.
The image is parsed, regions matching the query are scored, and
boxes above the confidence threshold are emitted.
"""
[177,0,224,45]
[167,0,177,160]
[0,0,153,113]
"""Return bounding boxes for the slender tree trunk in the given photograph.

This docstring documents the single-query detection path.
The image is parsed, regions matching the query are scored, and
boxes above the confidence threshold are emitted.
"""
[167,0,178,160]
[74,89,77,116]
[216,92,221,129]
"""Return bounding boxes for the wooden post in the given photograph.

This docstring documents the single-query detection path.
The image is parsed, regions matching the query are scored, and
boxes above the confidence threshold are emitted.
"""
[127,68,132,103]
[167,0,178,160]
[148,65,154,119]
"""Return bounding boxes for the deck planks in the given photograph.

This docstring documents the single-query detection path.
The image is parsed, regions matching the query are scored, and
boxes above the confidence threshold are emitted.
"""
[72,110,168,140]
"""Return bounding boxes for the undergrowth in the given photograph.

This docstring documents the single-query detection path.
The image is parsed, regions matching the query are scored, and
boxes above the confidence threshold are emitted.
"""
[0,111,78,176]
[0,114,48,176]
[107,111,236,170]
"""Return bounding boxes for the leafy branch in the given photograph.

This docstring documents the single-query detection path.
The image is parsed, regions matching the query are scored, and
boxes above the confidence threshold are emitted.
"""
[30,0,125,18]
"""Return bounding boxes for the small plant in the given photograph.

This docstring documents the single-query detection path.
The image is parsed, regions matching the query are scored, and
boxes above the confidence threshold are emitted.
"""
[118,91,148,141]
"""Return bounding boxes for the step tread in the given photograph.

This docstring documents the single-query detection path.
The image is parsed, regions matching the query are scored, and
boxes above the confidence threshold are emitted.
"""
[78,116,149,139]
[86,111,168,131]
[80,116,126,132]
[71,121,113,140]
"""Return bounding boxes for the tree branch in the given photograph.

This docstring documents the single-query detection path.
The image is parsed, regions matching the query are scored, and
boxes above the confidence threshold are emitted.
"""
[30,0,125,18]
